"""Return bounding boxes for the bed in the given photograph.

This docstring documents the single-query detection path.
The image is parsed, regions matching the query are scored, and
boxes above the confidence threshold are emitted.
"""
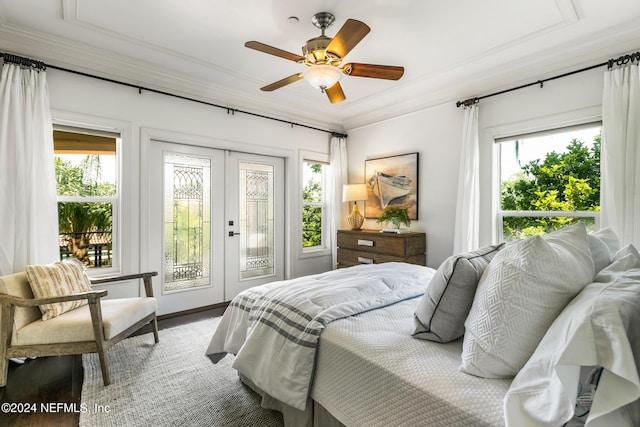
[207,223,640,427]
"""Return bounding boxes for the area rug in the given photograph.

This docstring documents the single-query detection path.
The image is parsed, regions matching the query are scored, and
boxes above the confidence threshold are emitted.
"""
[80,317,283,427]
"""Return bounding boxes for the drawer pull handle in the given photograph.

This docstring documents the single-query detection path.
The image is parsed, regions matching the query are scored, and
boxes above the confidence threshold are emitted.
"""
[357,239,374,247]
[357,257,374,264]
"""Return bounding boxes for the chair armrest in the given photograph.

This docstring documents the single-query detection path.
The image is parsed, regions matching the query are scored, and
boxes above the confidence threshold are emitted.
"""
[0,289,108,307]
[90,272,157,298]
[90,272,157,285]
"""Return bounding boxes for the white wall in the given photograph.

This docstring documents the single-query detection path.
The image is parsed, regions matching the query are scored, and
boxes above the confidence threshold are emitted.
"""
[46,69,334,300]
[345,66,606,268]
[345,103,463,268]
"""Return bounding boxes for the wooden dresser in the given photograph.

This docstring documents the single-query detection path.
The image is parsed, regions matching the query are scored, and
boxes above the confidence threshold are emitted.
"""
[336,229,426,268]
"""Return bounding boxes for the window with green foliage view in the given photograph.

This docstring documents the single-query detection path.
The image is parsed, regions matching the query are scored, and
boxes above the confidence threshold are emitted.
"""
[54,130,118,269]
[302,161,325,248]
[498,123,601,241]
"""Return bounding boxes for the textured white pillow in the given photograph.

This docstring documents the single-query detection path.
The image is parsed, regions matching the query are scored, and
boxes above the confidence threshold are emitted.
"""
[460,223,595,378]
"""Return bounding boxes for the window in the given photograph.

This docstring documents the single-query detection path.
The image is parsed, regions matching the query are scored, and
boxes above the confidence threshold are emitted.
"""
[497,123,601,241]
[54,127,119,269]
[302,159,328,250]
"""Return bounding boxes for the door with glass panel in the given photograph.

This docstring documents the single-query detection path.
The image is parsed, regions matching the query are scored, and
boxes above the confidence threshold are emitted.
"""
[148,142,284,315]
[225,152,284,300]
[149,142,225,315]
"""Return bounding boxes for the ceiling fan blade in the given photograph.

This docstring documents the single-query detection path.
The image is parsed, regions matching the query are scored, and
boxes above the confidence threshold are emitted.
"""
[325,81,346,104]
[260,73,304,92]
[245,41,305,62]
[342,63,404,80]
[326,19,370,59]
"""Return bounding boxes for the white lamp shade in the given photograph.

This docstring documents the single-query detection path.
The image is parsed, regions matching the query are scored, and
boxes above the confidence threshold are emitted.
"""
[304,65,341,90]
[342,184,368,202]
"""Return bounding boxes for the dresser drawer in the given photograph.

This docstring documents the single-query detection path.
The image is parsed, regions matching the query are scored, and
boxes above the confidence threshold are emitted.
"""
[337,248,426,268]
[337,230,425,257]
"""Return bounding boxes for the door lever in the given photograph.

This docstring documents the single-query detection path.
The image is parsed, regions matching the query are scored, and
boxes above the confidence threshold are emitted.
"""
[228,231,241,237]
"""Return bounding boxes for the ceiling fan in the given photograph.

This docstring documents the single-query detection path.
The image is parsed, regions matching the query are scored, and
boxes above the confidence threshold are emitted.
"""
[245,12,405,104]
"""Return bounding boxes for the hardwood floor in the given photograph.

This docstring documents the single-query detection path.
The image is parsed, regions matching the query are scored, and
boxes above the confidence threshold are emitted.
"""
[0,306,226,427]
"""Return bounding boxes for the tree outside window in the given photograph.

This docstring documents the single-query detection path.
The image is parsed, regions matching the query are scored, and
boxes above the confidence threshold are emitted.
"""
[302,161,325,248]
[54,130,118,268]
[498,124,601,241]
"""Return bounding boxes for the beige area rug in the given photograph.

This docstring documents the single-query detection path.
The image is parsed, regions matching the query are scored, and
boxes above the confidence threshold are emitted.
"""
[80,317,283,427]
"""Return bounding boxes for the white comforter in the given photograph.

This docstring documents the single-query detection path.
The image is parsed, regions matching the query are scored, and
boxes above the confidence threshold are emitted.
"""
[206,262,435,411]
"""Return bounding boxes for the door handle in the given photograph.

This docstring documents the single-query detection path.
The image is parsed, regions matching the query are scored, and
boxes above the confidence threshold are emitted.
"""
[228,231,241,237]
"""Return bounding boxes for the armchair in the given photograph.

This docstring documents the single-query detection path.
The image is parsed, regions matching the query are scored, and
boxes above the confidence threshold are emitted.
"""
[0,271,159,387]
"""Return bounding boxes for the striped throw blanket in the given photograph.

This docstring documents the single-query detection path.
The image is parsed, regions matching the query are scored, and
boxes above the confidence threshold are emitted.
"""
[206,262,435,410]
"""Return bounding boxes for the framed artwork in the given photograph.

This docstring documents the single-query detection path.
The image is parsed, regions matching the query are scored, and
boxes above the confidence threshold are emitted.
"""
[364,152,419,219]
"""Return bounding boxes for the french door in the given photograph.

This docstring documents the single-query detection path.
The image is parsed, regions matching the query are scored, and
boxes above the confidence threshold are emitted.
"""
[225,151,285,298]
[148,141,284,315]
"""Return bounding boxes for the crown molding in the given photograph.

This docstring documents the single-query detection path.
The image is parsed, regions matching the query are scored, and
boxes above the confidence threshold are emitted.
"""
[0,22,344,132]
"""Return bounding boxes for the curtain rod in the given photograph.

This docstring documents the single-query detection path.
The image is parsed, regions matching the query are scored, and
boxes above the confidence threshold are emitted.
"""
[0,51,348,139]
[456,50,640,108]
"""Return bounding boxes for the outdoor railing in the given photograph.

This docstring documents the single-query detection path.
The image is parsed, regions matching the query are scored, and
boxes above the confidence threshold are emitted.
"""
[59,230,112,268]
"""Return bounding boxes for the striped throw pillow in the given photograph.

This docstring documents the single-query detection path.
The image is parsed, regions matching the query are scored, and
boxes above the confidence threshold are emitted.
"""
[25,259,92,321]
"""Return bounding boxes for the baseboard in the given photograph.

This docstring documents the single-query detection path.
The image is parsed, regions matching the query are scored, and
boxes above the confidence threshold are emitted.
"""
[157,302,229,321]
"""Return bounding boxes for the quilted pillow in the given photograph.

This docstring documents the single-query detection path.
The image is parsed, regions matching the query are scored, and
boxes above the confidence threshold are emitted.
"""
[412,243,504,342]
[460,222,595,378]
[25,258,92,321]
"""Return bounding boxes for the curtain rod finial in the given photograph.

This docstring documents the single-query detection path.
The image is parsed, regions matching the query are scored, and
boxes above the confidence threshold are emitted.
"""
[456,97,479,108]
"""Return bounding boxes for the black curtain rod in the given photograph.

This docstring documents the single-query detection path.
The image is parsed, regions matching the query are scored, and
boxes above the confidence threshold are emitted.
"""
[1,53,46,70]
[0,51,348,139]
[456,50,640,108]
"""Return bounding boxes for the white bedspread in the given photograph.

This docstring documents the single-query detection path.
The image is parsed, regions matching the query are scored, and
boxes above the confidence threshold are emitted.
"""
[206,262,435,411]
[312,297,511,426]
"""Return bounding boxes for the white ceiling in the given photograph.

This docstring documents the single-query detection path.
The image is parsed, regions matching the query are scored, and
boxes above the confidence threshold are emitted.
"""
[1,0,639,131]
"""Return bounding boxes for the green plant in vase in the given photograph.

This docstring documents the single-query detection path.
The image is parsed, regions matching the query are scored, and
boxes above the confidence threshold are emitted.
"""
[376,206,411,230]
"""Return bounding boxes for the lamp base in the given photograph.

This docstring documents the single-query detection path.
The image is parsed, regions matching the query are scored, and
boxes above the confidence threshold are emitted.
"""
[347,204,364,230]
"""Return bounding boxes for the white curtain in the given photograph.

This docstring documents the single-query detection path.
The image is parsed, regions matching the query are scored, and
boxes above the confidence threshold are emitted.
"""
[453,103,480,254]
[0,62,59,275]
[601,63,640,246]
[327,135,348,269]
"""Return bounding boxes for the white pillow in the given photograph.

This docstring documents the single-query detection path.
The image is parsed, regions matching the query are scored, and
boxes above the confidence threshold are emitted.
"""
[504,258,640,427]
[612,243,640,263]
[588,227,621,274]
[460,223,595,378]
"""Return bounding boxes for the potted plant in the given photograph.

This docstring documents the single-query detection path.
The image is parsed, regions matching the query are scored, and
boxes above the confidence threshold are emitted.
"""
[376,206,411,230]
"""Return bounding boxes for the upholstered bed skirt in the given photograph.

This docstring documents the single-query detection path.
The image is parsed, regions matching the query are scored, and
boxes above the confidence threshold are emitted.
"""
[239,373,345,427]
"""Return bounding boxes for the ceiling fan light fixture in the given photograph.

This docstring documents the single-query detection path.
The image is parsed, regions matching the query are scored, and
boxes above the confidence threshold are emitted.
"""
[302,35,337,65]
[245,12,402,102]
[304,65,341,92]
[306,49,324,64]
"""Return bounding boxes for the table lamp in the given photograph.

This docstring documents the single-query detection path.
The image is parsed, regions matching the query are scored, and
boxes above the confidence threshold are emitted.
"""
[342,184,368,230]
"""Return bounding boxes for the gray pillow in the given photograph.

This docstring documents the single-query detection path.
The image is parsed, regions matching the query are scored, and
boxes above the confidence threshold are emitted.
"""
[412,243,504,343]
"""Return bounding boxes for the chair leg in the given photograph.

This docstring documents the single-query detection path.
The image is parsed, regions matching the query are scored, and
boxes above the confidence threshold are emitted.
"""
[151,317,159,343]
[0,357,7,387]
[96,346,110,386]
[87,294,111,386]
[0,302,13,387]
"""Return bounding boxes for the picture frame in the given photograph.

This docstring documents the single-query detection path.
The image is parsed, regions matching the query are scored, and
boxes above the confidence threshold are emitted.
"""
[364,152,419,219]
